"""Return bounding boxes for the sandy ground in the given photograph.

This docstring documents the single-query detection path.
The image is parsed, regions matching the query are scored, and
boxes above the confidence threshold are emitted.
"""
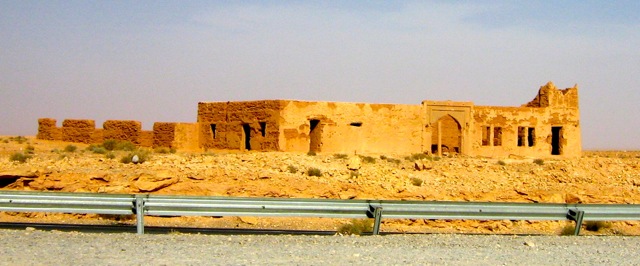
[1,136,639,235]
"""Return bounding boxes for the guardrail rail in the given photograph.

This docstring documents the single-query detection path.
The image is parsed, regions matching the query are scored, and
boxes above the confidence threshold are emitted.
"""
[1,190,639,235]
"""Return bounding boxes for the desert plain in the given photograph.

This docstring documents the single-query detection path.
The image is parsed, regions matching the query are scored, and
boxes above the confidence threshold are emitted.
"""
[1,136,639,235]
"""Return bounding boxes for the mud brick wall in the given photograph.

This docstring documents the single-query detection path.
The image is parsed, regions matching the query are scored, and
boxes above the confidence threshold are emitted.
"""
[62,119,96,144]
[103,120,142,143]
[138,130,154,147]
[36,118,61,140]
[197,101,281,151]
[153,122,177,148]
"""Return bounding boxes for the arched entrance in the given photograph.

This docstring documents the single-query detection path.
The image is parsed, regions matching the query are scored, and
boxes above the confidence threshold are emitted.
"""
[431,115,462,154]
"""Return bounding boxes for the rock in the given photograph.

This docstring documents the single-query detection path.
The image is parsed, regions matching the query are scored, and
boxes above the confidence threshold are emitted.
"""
[347,156,361,170]
[414,159,434,171]
[565,193,583,203]
[0,169,38,179]
[134,173,178,192]
[239,217,259,225]
[524,241,535,247]
[97,186,127,193]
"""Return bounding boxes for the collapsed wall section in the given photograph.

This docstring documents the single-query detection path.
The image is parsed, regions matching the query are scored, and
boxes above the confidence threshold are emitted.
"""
[103,120,141,144]
[472,82,581,158]
[197,101,281,151]
[37,118,62,140]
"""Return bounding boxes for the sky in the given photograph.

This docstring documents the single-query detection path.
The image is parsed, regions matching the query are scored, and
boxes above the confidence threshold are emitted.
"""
[1,1,639,150]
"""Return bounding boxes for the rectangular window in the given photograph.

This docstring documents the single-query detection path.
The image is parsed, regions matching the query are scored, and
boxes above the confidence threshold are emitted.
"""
[527,127,536,147]
[210,124,217,139]
[481,126,490,146]
[493,127,502,146]
[517,127,526,147]
[259,122,267,137]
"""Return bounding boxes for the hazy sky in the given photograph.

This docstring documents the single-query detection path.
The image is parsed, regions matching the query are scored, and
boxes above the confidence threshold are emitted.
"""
[1,1,639,150]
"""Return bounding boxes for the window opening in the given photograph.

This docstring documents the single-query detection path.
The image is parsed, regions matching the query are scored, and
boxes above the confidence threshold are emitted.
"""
[493,127,502,146]
[242,124,251,150]
[210,124,217,139]
[517,127,525,147]
[481,126,490,146]
[527,127,536,147]
[309,119,321,153]
[551,126,562,155]
[259,122,267,137]
[349,122,362,127]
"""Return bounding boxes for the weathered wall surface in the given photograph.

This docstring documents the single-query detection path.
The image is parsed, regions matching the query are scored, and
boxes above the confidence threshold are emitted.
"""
[61,119,97,144]
[153,122,177,148]
[278,101,424,154]
[471,83,581,158]
[103,120,141,143]
[37,118,61,140]
[197,101,281,151]
[138,131,154,147]
[173,123,200,151]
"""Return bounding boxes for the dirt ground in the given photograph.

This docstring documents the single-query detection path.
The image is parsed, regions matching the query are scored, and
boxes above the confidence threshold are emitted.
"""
[1,136,639,235]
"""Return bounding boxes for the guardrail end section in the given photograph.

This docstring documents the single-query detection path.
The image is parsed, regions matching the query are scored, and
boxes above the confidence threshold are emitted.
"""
[567,209,585,236]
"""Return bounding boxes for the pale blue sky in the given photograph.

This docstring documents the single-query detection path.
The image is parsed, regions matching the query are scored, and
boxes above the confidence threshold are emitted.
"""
[1,1,639,150]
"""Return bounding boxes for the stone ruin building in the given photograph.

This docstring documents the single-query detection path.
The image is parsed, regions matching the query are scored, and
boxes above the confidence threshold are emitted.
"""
[37,82,581,158]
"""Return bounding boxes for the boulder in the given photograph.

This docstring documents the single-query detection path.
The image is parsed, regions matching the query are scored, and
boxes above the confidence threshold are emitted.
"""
[347,156,361,170]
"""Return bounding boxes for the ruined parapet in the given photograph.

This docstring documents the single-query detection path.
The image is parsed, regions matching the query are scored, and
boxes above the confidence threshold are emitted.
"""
[153,122,177,148]
[103,120,141,143]
[524,82,579,108]
[37,118,61,140]
[62,119,96,144]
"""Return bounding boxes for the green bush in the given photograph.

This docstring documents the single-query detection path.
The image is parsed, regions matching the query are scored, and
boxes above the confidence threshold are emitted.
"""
[106,152,116,159]
[25,145,35,154]
[154,147,171,154]
[337,219,374,235]
[410,177,423,186]
[406,153,430,162]
[333,153,348,159]
[533,159,544,165]
[9,152,31,163]
[307,167,323,177]
[585,221,611,232]
[115,141,136,151]
[359,155,376,164]
[287,165,298,174]
[10,136,27,144]
[64,145,77,153]
[381,155,401,164]
[102,139,118,151]
[120,149,150,164]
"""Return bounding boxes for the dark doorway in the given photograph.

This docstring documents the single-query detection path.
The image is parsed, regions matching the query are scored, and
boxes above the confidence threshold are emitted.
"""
[242,124,251,150]
[309,119,321,153]
[551,126,562,155]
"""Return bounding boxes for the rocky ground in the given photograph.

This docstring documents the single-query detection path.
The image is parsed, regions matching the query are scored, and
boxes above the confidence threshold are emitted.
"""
[1,136,639,235]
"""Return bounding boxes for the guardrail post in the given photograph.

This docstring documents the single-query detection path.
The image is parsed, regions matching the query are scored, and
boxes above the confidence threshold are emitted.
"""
[372,207,383,235]
[135,195,145,235]
[567,209,585,236]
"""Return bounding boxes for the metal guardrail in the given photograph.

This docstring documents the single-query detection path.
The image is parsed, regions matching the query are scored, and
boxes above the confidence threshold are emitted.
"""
[1,190,640,235]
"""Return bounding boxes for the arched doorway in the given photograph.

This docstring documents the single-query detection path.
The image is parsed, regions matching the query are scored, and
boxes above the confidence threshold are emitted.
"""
[431,115,462,154]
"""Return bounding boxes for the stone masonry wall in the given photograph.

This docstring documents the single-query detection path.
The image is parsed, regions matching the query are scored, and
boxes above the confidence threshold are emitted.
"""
[103,120,141,143]
[37,118,61,140]
[61,119,97,144]
[153,122,177,148]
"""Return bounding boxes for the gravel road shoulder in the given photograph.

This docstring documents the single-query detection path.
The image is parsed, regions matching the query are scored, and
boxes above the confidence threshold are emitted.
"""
[1,229,639,265]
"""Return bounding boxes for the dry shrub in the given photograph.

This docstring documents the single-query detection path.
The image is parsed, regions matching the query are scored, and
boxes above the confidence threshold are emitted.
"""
[337,219,374,235]
[307,167,322,177]
[410,177,423,186]
[9,152,31,163]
